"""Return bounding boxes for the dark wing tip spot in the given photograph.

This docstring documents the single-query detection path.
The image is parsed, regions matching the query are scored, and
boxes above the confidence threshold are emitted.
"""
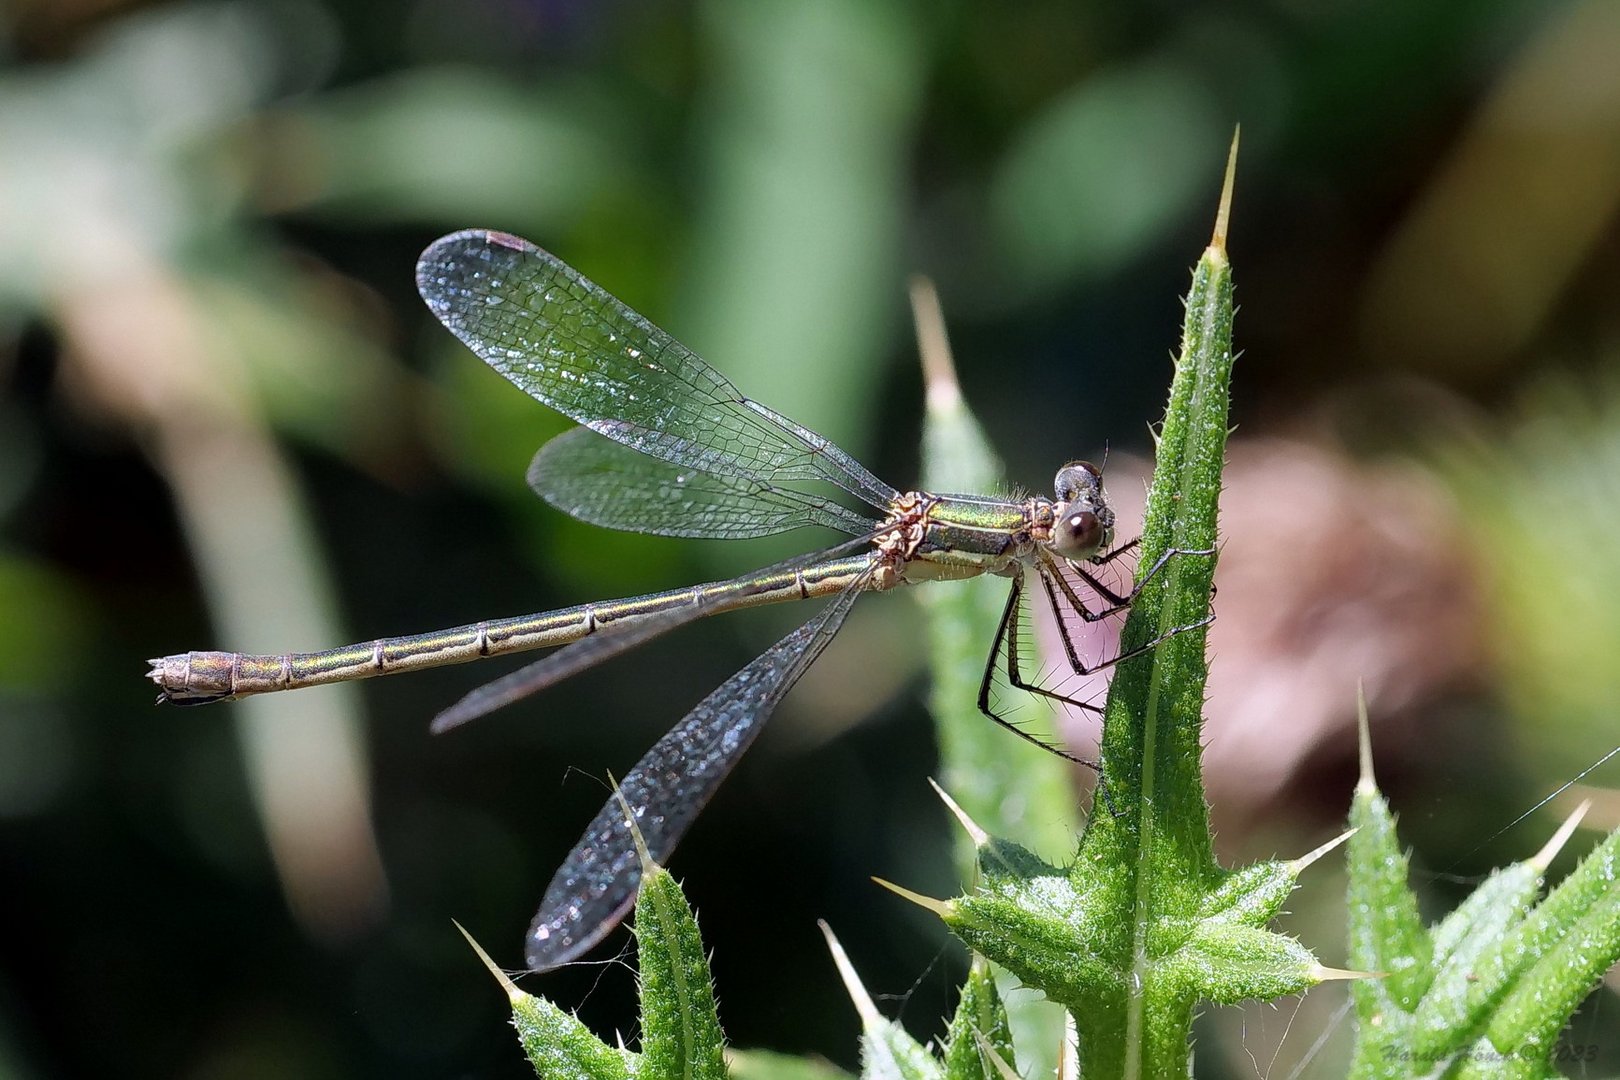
[484,230,531,252]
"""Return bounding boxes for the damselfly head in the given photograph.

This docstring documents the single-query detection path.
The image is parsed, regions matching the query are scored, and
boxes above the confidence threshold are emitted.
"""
[1053,461,1103,502]
[1050,461,1115,562]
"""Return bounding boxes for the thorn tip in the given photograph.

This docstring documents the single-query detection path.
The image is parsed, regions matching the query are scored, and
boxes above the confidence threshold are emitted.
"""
[820,920,884,1029]
[1210,125,1241,257]
[1531,799,1592,871]
[1355,681,1376,793]
[454,919,524,1001]
[1293,827,1358,873]
[1311,964,1382,983]
[928,777,990,847]
[871,876,954,918]
[911,277,962,414]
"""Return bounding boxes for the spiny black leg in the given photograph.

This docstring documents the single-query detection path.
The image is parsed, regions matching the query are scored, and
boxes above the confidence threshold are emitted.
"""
[1042,558,1215,677]
[1030,544,1217,818]
[972,551,1218,774]
[1006,577,1107,720]
[1077,537,1138,607]
[1092,536,1140,565]
[1017,557,1210,712]
[975,575,1100,768]
[1002,571,1119,808]
[1038,568,1092,673]
[975,574,1021,722]
[1046,553,1132,622]
[1067,607,1214,677]
[1071,544,1217,610]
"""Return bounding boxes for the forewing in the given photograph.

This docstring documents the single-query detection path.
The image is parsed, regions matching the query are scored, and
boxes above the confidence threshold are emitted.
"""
[528,427,874,539]
[524,578,864,971]
[417,230,897,509]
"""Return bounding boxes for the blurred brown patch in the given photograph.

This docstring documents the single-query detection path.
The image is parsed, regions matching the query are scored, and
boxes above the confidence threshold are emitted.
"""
[1050,437,1489,851]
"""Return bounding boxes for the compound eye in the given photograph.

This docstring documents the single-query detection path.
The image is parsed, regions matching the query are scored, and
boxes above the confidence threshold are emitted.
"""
[1054,509,1104,560]
[1054,461,1103,502]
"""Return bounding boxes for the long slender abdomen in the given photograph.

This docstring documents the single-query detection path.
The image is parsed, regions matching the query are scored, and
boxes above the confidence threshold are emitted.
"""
[148,557,869,704]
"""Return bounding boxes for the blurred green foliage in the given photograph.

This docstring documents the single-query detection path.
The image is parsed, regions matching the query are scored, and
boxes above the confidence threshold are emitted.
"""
[4,0,1620,1076]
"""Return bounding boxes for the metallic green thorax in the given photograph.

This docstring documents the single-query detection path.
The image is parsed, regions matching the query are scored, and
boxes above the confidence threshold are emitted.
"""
[906,493,1049,581]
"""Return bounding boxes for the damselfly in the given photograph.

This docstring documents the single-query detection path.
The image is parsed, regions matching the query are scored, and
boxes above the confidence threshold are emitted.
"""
[150,229,1203,971]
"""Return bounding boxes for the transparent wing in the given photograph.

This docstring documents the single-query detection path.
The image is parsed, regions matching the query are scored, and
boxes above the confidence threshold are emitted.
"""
[527,427,876,539]
[417,230,898,510]
[524,576,865,971]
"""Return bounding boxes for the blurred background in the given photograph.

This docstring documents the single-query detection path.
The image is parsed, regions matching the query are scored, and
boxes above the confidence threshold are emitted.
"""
[3,0,1620,1076]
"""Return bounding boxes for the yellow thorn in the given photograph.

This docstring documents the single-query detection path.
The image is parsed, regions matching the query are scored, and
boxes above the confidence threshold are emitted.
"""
[1312,964,1382,983]
[603,771,658,879]
[1355,681,1377,794]
[928,777,990,847]
[819,920,884,1030]
[1209,125,1241,259]
[871,876,956,919]
[453,919,524,1003]
[1531,799,1592,872]
[970,1029,1021,1080]
[911,276,962,415]
[1292,827,1358,874]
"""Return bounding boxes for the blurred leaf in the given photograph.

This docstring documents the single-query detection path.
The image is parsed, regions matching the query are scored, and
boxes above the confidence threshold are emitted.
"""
[1437,373,1620,779]
[183,259,411,459]
[255,68,642,231]
[678,0,925,456]
[918,297,1077,861]
[991,59,1224,293]
[1357,0,1620,376]
[914,278,1069,1077]
[0,2,287,308]
[730,1049,854,1080]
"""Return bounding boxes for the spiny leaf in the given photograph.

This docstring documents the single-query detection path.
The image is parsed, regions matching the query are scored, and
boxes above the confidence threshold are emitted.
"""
[455,922,634,1079]
[1347,766,1434,1014]
[636,863,728,1080]
[1481,826,1620,1057]
[941,959,1016,1080]
[455,823,724,1079]
[1348,703,1620,1078]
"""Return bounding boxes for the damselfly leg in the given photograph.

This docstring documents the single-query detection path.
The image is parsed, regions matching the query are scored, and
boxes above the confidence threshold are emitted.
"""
[976,544,1217,768]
